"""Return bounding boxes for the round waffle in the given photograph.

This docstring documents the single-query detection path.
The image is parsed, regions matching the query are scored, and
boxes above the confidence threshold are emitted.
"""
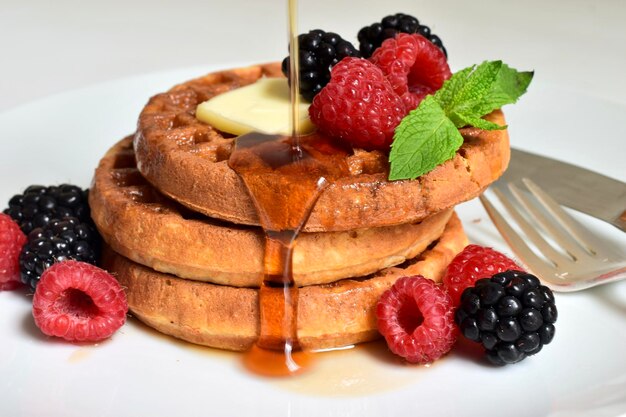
[90,136,453,287]
[103,212,467,351]
[134,62,511,232]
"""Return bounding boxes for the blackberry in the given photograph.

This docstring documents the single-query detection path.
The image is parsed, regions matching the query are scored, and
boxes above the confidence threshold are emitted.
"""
[455,270,557,366]
[357,13,447,58]
[281,29,361,101]
[4,184,91,234]
[19,217,101,289]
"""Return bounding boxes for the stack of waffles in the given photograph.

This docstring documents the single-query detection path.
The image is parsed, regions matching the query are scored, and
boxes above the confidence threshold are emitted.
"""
[89,63,511,351]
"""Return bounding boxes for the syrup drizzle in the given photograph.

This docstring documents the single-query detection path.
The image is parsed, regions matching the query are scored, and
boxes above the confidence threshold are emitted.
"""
[228,0,353,376]
[230,133,349,376]
[287,0,301,141]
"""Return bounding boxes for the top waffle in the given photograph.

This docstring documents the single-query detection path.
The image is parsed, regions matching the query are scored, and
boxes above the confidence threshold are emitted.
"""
[134,63,510,232]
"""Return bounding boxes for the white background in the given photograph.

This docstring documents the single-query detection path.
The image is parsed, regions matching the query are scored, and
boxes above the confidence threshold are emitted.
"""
[1,0,625,112]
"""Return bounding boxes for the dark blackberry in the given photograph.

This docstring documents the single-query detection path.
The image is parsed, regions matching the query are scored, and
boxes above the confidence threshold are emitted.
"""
[19,217,101,290]
[281,29,361,101]
[4,184,91,234]
[357,13,448,58]
[455,270,557,366]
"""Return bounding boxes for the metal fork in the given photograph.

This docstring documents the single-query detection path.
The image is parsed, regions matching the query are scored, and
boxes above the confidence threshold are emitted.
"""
[479,178,626,291]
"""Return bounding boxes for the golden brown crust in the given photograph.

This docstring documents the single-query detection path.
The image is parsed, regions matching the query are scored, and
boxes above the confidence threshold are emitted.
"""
[91,136,453,287]
[134,62,510,232]
[102,213,468,351]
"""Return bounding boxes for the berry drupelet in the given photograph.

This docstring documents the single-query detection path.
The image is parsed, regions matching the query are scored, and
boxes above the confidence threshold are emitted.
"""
[358,13,447,58]
[455,270,557,366]
[19,217,101,289]
[281,29,361,101]
[4,184,92,235]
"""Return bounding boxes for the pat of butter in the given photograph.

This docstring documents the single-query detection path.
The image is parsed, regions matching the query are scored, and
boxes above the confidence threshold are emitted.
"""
[196,77,314,136]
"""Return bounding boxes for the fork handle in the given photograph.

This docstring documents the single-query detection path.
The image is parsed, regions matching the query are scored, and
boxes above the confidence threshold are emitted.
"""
[614,210,626,233]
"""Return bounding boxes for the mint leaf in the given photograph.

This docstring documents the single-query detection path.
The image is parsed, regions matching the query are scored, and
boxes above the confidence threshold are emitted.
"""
[449,112,506,131]
[389,96,463,180]
[435,60,533,128]
[388,60,532,181]
[432,66,474,111]
[467,62,533,118]
[435,61,502,115]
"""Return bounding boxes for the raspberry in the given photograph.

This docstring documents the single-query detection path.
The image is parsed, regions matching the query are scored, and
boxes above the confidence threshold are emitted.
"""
[32,261,128,342]
[442,244,523,307]
[309,57,406,151]
[377,276,458,364]
[370,33,451,110]
[0,214,27,290]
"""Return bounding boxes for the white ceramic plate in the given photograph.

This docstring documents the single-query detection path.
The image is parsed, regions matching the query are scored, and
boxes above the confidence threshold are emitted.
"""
[1,66,625,417]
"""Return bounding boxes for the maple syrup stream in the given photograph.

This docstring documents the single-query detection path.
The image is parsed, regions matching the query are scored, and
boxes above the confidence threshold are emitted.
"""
[228,0,349,376]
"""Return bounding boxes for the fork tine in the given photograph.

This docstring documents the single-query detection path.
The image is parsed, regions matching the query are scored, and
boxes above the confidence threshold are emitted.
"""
[490,185,575,267]
[482,178,626,292]
[479,193,557,280]
[522,178,597,255]
[507,182,590,261]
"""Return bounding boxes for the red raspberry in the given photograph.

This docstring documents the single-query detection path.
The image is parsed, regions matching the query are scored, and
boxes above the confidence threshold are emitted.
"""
[308,57,406,151]
[0,213,27,291]
[370,33,451,110]
[442,244,523,307]
[32,261,128,342]
[377,276,458,364]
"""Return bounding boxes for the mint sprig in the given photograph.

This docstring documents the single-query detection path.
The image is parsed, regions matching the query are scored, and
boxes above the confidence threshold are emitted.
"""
[389,60,533,181]
[389,96,462,181]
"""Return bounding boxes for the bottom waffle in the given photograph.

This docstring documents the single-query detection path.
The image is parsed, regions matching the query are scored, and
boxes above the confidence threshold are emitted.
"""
[103,212,468,352]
